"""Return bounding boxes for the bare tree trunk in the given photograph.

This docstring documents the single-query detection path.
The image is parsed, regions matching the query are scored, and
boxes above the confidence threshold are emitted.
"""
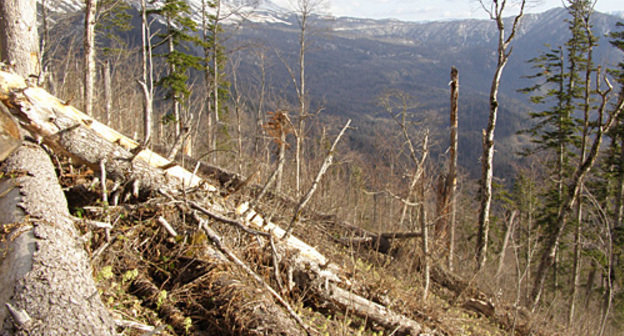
[140,0,154,145]
[231,59,244,173]
[201,0,212,156]
[496,211,516,279]
[476,0,525,269]
[0,0,39,78]
[569,15,595,326]
[211,0,222,161]
[166,17,181,138]
[84,0,97,116]
[448,66,459,271]
[295,7,308,198]
[39,0,49,87]
[420,139,430,301]
[102,60,111,125]
[254,50,267,157]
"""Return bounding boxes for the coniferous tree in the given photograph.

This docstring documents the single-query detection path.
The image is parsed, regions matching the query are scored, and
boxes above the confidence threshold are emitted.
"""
[202,0,230,161]
[149,0,204,139]
[519,0,599,311]
[567,1,598,323]
[594,22,624,334]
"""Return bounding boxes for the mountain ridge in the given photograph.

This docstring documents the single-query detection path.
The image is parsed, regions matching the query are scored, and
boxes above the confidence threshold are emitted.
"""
[40,1,624,178]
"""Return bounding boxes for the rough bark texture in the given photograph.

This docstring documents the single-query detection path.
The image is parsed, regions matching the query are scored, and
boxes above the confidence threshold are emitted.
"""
[0,0,39,78]
[0,145,116,335]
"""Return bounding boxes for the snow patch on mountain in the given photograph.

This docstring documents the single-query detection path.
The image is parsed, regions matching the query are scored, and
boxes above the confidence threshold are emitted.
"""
[40,0,291,25]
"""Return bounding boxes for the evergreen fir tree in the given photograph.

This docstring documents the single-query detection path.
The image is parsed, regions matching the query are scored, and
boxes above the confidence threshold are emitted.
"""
[149,0,205,135]
[520,0,598,306]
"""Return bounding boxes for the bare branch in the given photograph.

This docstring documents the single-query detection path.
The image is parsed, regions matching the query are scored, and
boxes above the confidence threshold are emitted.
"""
[283,119,351,239]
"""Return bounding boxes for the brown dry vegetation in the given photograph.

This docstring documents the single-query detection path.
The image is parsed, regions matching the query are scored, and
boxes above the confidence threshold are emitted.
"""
[46,147,562,336]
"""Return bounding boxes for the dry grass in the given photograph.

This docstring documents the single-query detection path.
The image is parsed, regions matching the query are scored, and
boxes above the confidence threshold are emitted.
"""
[52,153,607,336]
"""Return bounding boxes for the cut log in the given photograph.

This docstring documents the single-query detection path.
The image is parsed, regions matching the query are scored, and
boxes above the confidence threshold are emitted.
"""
[0,71,209,195]
[316,282,423,335]
[0,145,116,335]
[431,265,553,336]
[236,203,428,336]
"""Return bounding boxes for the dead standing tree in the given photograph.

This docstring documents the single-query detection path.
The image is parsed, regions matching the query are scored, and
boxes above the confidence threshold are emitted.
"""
[440,66,459,271]
[290,0,327,198]
[138,0,155,145]
[84,0,97,116]
[476,0,526,270]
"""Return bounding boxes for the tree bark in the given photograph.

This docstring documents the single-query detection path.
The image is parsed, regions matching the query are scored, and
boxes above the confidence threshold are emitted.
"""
[0,145,116,335]
[447,66,459,271]
[102,60,111,125]
[495,211,516,279]
[84,0,97,116]
[476,0,525,269]
[293,0,313,198]
[0,0,39,78]
[210,0,222,161]
[140,0,153,144]
[420,166,430,301]
[569,15,595,325]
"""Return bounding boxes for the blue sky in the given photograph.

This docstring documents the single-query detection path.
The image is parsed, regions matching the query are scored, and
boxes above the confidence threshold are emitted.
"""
[273,0,623,21]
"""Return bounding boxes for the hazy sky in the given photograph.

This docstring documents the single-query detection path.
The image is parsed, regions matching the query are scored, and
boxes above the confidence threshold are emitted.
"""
[273,0,623,22]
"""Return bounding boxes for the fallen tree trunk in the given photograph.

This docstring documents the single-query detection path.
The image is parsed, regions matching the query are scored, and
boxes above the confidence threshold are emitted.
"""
[315,282,423,335]
[0,71,208,196]
[0,70,428,336]
[431,265,554,336]
[236,203,425,335]
[0,145,116,335]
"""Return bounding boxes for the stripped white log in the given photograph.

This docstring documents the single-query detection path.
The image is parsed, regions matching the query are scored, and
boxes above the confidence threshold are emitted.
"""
[157,216,178,237]
[322,283,422,335]
[235,202,428,335]
[0,70,209,192]
[235,202,344,284]
[114,319,155,333]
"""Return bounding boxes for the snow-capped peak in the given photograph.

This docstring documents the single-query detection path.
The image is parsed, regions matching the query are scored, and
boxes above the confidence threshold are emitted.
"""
[40,0,291,25]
